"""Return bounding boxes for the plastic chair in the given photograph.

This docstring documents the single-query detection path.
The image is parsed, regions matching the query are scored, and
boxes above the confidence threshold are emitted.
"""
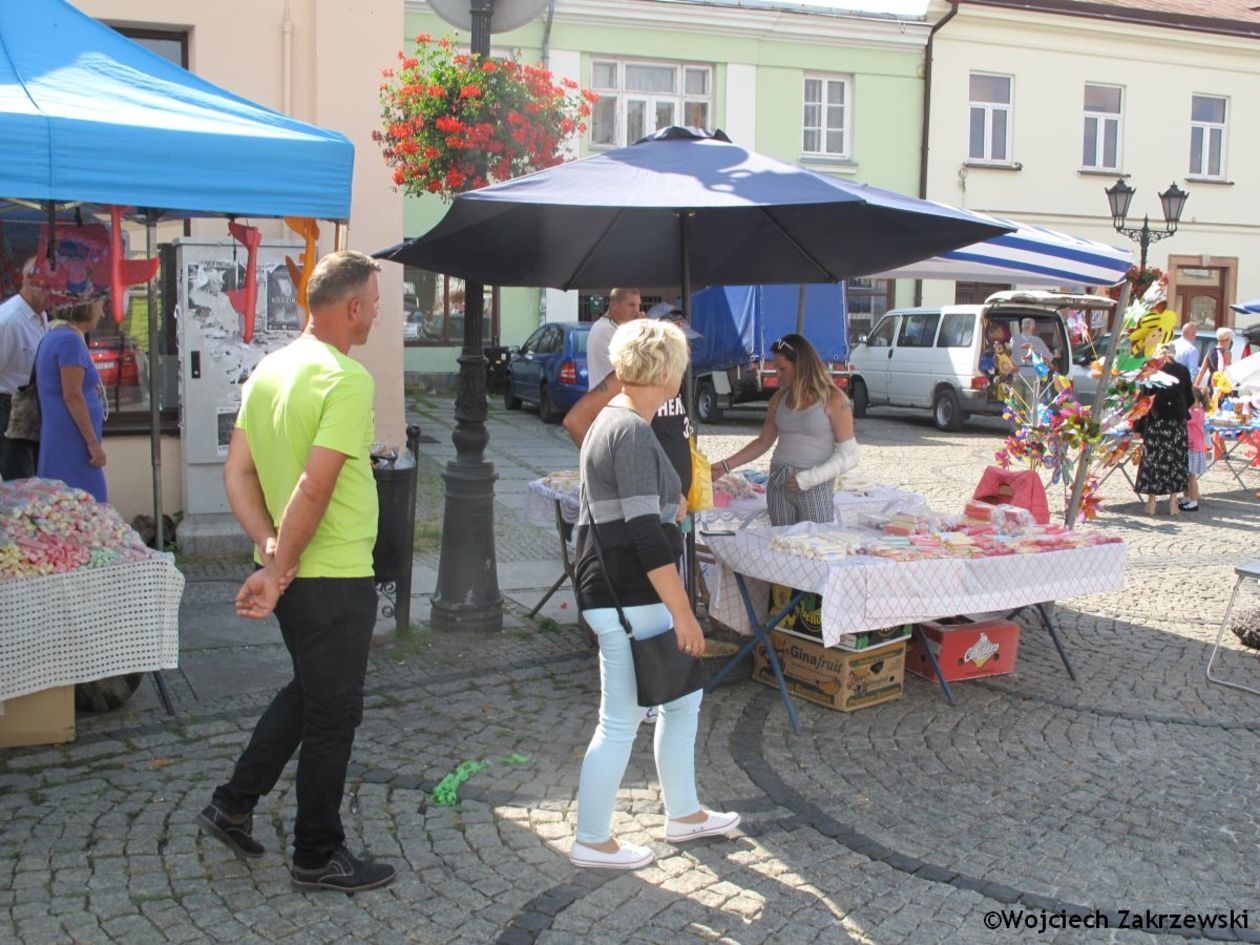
[1206,560,1260,696]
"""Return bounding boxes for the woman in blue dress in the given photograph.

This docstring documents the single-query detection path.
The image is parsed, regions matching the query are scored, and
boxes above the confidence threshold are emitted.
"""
[36,298,108,502]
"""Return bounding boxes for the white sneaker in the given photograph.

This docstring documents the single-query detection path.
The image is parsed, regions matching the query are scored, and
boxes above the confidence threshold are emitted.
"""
[644,706,659,724]
[569,840,655,870]
[665,810,741,843]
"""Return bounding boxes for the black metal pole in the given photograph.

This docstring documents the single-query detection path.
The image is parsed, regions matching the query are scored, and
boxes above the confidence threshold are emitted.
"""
[146,218,164,551]
[1138,215,1150,271]
[430,0,503,632]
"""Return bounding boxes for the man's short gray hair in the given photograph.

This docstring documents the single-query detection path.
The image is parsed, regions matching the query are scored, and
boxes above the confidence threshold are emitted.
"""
[1020,317,1036,333]
[306,251,381,311]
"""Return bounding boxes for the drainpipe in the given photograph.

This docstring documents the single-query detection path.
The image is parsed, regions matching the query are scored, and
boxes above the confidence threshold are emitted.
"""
[915,0,960,305]
[282,2,293,115]
[541,0,556,68]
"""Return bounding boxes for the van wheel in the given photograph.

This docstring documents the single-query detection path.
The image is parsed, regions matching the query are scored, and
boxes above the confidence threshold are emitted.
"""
[695,381,722,424]
[849,378,868,418]
[504,378,522,410]
[539,383,563,424]
[932,387,965,432]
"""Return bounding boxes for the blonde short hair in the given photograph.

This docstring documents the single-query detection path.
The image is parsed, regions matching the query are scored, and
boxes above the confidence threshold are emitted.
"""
[609,318,688,387]
[1217,326,1234,342]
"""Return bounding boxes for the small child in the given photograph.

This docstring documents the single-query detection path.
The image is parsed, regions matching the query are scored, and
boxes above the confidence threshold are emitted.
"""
[1180,387,1208,512]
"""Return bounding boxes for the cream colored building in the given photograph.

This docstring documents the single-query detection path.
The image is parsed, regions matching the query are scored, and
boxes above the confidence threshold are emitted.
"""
[923,0,1260,321]
[73,0,404,523]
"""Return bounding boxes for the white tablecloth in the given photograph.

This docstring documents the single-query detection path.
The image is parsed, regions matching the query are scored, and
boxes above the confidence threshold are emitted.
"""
[525,472,927,531]
[0,557,184,703]
[705,526,1125,647]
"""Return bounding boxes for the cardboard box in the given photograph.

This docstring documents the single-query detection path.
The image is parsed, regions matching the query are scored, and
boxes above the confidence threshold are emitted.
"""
[906,617,1020,683]
[834,624,911,652]
[0,686,75,749]
[753,629,904,712]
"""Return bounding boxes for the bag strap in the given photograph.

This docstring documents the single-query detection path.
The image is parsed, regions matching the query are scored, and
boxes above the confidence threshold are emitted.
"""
[580,491,634,637]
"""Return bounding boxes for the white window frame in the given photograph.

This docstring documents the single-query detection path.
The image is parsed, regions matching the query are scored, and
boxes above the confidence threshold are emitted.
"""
[801,74,852,160]
[1082,83,1123,172]
[588,59,712,150]
[968,72,1013,165]
[1189,94,1227,180]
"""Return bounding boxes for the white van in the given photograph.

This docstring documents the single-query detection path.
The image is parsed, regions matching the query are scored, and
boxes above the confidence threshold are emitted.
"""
[846,291,1112,431]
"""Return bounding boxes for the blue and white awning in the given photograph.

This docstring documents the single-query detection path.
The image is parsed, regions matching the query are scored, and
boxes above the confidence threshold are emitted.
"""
[1231,299,1260,315]
[873,214,1133,287]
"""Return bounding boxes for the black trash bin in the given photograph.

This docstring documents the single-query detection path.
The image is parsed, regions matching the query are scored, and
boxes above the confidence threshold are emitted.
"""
[373,424,422,633]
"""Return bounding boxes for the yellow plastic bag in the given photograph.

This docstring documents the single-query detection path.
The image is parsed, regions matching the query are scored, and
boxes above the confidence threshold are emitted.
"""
[688,438,714,512]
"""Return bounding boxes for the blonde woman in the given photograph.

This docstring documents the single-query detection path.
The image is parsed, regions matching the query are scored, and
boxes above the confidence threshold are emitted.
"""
[711,333,858,525]
[571,318,739,871]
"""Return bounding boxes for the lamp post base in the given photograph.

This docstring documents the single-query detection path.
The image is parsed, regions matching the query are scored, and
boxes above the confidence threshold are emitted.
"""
[430,458,503,633]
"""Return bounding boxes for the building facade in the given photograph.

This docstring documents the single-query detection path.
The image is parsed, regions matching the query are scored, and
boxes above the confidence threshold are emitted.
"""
[922,0,1260,323]
[400,0,936,381]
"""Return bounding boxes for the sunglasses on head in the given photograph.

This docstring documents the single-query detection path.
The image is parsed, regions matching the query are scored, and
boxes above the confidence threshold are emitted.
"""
[771,337,795,354]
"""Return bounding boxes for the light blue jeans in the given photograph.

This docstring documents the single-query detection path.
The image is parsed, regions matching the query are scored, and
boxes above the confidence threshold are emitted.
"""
[575,602,704,844]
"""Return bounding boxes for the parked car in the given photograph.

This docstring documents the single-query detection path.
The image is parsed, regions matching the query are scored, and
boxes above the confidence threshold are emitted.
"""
[845,291,1112,431]
[503,322,590,423]
[89,338,139,388]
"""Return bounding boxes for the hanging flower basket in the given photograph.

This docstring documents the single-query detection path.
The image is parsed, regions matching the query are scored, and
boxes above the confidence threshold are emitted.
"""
[376,34,597,201]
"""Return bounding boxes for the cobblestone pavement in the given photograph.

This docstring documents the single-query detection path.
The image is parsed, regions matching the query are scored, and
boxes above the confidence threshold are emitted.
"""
[4,396,1260,945]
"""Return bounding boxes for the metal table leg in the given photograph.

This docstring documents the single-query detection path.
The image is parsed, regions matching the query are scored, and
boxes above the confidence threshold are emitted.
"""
[706,576,802,733]
[910,623,955,705]
[150,670,179,718]
[1004,603,1076,680]
[1206,573,1260,695]
[530,500,576,619]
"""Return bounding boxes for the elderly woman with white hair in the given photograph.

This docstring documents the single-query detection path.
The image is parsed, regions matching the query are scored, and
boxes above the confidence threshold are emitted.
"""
[1195,326,1234,396]
[570,318,739,872]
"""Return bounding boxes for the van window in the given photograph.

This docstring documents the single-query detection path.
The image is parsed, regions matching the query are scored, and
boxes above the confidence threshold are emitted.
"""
[867,315,896,348]
[937,312,975,348]
[897,313,940,348]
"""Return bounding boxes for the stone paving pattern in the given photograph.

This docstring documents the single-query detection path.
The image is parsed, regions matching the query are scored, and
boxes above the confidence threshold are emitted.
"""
[3,397,1260,944]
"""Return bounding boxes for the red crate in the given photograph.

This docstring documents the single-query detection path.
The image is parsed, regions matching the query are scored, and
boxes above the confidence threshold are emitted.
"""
[906,617,1020,683]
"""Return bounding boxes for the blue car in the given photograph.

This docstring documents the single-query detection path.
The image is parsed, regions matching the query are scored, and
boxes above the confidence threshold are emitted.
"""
[504,321,590,423]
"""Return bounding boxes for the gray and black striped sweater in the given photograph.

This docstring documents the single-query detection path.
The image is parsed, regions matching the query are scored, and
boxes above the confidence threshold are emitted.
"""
[576,405,684,611]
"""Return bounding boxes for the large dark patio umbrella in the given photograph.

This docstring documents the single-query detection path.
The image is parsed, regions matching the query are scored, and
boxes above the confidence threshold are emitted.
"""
[377,127,1011,287]
[376,127,1012,638]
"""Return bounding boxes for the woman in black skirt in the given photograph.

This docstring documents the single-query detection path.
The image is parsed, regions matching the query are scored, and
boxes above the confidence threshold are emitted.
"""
[1134,344,1195,516]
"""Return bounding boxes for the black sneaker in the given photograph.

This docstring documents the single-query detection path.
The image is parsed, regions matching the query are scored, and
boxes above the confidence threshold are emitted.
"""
[291,846,396,895]
[198,803,265,860]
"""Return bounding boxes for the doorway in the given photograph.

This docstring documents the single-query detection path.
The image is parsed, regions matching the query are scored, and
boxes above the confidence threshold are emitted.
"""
[1175,267,1226,330]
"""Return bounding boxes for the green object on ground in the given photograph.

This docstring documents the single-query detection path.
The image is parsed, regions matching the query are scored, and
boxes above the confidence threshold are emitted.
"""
[431,759,492,807]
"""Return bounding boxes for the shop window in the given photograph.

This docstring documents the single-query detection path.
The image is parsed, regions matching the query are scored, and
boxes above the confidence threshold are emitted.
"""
[589,59,712,149]
[1189,94,1227,179]
[802,75,851,159]
[846,277,892,340]
[955,281,1011,305]
[402,267,497,346]
[1082,83,1122,171]
[968,73,1012,164]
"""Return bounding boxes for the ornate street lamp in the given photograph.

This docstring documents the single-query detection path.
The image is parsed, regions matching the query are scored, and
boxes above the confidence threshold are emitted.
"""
[425,0,549,632]
[1104,178,1188,270]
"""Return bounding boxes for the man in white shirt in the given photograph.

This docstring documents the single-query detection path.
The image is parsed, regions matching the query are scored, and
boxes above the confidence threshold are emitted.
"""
[1172,321,1200,376]
[584,287,642,390]
[0,262,51,480]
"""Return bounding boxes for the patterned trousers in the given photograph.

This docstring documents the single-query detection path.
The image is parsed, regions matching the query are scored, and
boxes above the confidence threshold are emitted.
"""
[766,465,835,526]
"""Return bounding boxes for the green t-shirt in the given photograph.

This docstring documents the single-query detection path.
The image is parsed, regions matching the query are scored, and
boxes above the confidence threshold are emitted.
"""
[238,336,377,578]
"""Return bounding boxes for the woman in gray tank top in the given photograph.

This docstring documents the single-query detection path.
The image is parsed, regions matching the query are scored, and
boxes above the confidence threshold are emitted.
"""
[710,333,860,525]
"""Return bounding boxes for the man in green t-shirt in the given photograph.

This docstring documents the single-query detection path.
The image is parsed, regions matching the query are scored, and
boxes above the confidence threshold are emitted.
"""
[198,250,396,894]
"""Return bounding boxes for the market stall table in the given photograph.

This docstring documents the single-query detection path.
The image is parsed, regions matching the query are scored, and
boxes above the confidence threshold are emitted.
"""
[1204,421,1260,490]
[1,557,184,717]
[703,525,1125,727]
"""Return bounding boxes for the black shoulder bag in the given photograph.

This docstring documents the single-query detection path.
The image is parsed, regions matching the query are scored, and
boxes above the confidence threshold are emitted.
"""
[581,496,707,708]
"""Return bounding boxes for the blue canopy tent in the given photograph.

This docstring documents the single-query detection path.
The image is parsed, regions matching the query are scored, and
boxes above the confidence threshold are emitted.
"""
[0,0,353,219]
[0,0,355,555]
[1231,299,1260,316]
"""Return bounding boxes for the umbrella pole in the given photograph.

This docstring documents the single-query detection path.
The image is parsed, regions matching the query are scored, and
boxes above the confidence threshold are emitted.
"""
[146,219,164,550]
[679,212,699,614]
[1065,283,1130,527]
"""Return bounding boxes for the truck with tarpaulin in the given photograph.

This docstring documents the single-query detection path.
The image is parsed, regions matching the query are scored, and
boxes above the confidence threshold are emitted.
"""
[688,283,850,423]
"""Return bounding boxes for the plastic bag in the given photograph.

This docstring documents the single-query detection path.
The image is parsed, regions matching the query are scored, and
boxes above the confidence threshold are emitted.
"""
[688,438,713,512]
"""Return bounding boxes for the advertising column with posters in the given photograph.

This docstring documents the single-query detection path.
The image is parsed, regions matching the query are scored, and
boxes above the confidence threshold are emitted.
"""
[175,239,303,517]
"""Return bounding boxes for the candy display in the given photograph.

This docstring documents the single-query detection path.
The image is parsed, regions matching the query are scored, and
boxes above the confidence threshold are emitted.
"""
[0,479,156,579]
[767,530,864,561]
[850,510,1121,562]
[714,471,764,501]
[540,470,580,494]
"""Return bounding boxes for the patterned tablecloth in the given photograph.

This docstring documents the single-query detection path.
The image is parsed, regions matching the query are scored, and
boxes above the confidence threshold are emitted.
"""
[0,557,184,703]
[525,471,927,530]
[703,526,1126,647]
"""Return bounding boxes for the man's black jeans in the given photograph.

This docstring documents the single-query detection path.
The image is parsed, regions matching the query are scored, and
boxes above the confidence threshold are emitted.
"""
[213,576,377,869]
